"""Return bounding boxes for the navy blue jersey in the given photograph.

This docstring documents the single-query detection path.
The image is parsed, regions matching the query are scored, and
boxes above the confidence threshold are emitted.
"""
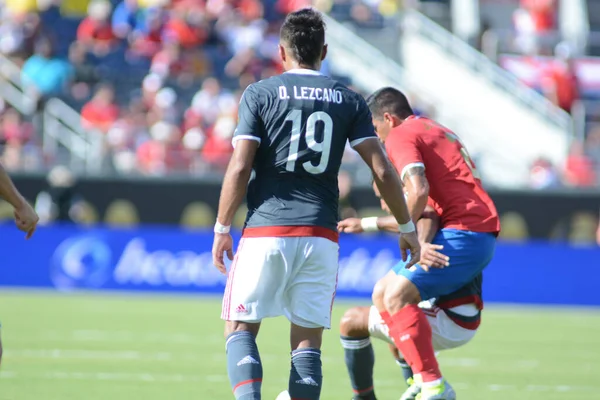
[234,69,376,232]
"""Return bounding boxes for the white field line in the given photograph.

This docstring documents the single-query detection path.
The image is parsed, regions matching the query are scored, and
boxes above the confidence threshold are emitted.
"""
[41,329,221,345]
[8,348,541,372]
[0,370,597,393]
[6,349,188,362]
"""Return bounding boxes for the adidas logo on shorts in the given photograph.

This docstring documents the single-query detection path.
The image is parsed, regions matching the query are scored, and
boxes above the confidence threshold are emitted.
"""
[235,304,248,314]
[295,377,319,386]
[237,356,260,366]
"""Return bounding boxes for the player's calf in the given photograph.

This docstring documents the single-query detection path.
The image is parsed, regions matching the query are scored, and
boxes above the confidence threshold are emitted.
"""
[383,276,443,387]
[288,324,323,400]
[225,322,263,400]
[339,307,377,400]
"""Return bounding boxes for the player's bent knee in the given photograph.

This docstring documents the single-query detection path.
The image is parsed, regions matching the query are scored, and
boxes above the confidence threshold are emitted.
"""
[383,276,420,313]
[339,307,370,337]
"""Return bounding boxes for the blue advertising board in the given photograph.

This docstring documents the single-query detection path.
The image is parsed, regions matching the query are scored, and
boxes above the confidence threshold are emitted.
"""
[0,224,598,306]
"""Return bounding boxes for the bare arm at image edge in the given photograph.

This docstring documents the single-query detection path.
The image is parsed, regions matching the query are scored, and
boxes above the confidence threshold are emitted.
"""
[0,163,39,239]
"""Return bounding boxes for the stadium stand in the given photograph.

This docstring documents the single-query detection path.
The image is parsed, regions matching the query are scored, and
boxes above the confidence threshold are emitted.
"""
[0,0,597,188]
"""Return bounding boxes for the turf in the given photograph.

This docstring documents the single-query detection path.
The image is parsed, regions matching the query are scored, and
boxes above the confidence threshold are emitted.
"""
[0,291,599,400]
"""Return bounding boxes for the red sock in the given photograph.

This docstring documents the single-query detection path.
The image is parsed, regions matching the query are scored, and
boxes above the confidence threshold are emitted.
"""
[379,310,394,330]
[388,304,441,382]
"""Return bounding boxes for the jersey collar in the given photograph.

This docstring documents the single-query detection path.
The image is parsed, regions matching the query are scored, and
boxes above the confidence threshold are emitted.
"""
[284,68,323,76]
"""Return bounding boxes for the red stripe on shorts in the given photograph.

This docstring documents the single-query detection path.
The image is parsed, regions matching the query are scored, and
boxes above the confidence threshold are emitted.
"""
[329,247,340,321]
[222,238,245,320]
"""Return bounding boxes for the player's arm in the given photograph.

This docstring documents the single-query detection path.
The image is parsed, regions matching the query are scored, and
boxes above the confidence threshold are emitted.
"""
[354,139,412,229]
[348,96,420,266]
[353,139,421,266]
[212,84,262,273]
[0,163,38,238]
[0,163,27,210]
[385,131,429,223]
[402,164,430,224]
[216,140,258,227]
[416,206,439,244]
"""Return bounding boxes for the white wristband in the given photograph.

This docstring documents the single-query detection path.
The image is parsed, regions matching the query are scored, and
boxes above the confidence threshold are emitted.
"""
[360,217,379,232]
[214,221,231,234]
[399,220,416,234]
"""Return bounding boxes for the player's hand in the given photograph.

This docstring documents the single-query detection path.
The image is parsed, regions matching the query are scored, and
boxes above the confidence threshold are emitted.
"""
[399,231,421,269]
[212,233,234,274]
[419,243,449,271]
[337,218,363,233]
[14,201,39,239]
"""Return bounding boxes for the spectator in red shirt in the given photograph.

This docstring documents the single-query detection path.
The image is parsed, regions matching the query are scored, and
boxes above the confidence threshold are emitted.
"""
[201,112,235,167]
[163,7,208,49]
[130,7,165,58]
[529,157,560,189]
[540,44,580,113]
[137,120,185,175]
[521,0,556,32]
[0,108,34,146]
[81,85,120,133]
[77,0,117,55]
[513,0,556,54]
[564,141,597,187]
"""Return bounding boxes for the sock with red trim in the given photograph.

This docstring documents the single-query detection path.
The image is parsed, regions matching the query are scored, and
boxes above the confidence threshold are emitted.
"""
[388,304,442,383]
[340,336,377,400]
[226,331,262,400]
[288,348,323,400]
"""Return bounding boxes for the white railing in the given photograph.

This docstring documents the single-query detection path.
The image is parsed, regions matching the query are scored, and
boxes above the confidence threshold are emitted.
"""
[0,53,103,173]
[43,98,104,173]
[323,14,410,91]
[0,53,37,115]
[403,10,573,135]
[323,14,448,116]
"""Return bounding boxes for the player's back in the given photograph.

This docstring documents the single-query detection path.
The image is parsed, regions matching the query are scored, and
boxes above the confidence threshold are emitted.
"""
[390,116,499,233]
[234,70,374,237]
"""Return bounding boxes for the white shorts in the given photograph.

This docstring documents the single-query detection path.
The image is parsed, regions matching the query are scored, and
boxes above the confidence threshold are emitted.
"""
[368,303,477,352]
[221,236,339,329]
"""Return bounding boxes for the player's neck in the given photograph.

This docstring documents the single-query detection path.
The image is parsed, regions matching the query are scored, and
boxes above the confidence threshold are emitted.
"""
[286,62,320,72]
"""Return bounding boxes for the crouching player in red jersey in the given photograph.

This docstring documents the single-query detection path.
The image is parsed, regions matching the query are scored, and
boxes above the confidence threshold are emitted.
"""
[338,185,483,400]
[340,87,500,400]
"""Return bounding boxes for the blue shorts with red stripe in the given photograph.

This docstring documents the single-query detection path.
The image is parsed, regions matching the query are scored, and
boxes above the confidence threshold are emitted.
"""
[392,229,496,301]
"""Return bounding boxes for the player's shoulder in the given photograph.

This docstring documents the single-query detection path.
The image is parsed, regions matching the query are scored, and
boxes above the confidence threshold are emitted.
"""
[326,78,366,106]
[244,77,279,96]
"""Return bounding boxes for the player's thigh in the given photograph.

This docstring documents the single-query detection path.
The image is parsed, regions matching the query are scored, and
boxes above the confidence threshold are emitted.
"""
[423,308,477,351]
[284,237,339,329]
[393,230,496,300]
[222,237,294,322]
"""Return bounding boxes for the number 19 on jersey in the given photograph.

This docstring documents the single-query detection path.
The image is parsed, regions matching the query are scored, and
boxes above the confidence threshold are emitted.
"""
[285,109,333,175]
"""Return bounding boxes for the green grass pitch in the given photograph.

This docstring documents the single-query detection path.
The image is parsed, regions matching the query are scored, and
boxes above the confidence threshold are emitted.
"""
[1,291,599,400]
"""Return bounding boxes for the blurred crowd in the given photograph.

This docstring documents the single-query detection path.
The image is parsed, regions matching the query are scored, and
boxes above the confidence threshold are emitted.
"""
[0,0,321,175]
[0,0,598,189]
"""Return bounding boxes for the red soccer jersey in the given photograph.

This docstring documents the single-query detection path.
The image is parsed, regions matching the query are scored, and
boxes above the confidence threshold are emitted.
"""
[385,116,500,234]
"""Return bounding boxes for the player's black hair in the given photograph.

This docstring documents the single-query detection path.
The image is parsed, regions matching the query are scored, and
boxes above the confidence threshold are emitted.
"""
[366,87,414,120]
[280,8,326,67]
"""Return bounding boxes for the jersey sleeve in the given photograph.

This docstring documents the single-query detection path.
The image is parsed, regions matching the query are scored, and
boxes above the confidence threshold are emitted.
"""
[348,95,377,148]
[385,129,424,181]
[232,84,263,148]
